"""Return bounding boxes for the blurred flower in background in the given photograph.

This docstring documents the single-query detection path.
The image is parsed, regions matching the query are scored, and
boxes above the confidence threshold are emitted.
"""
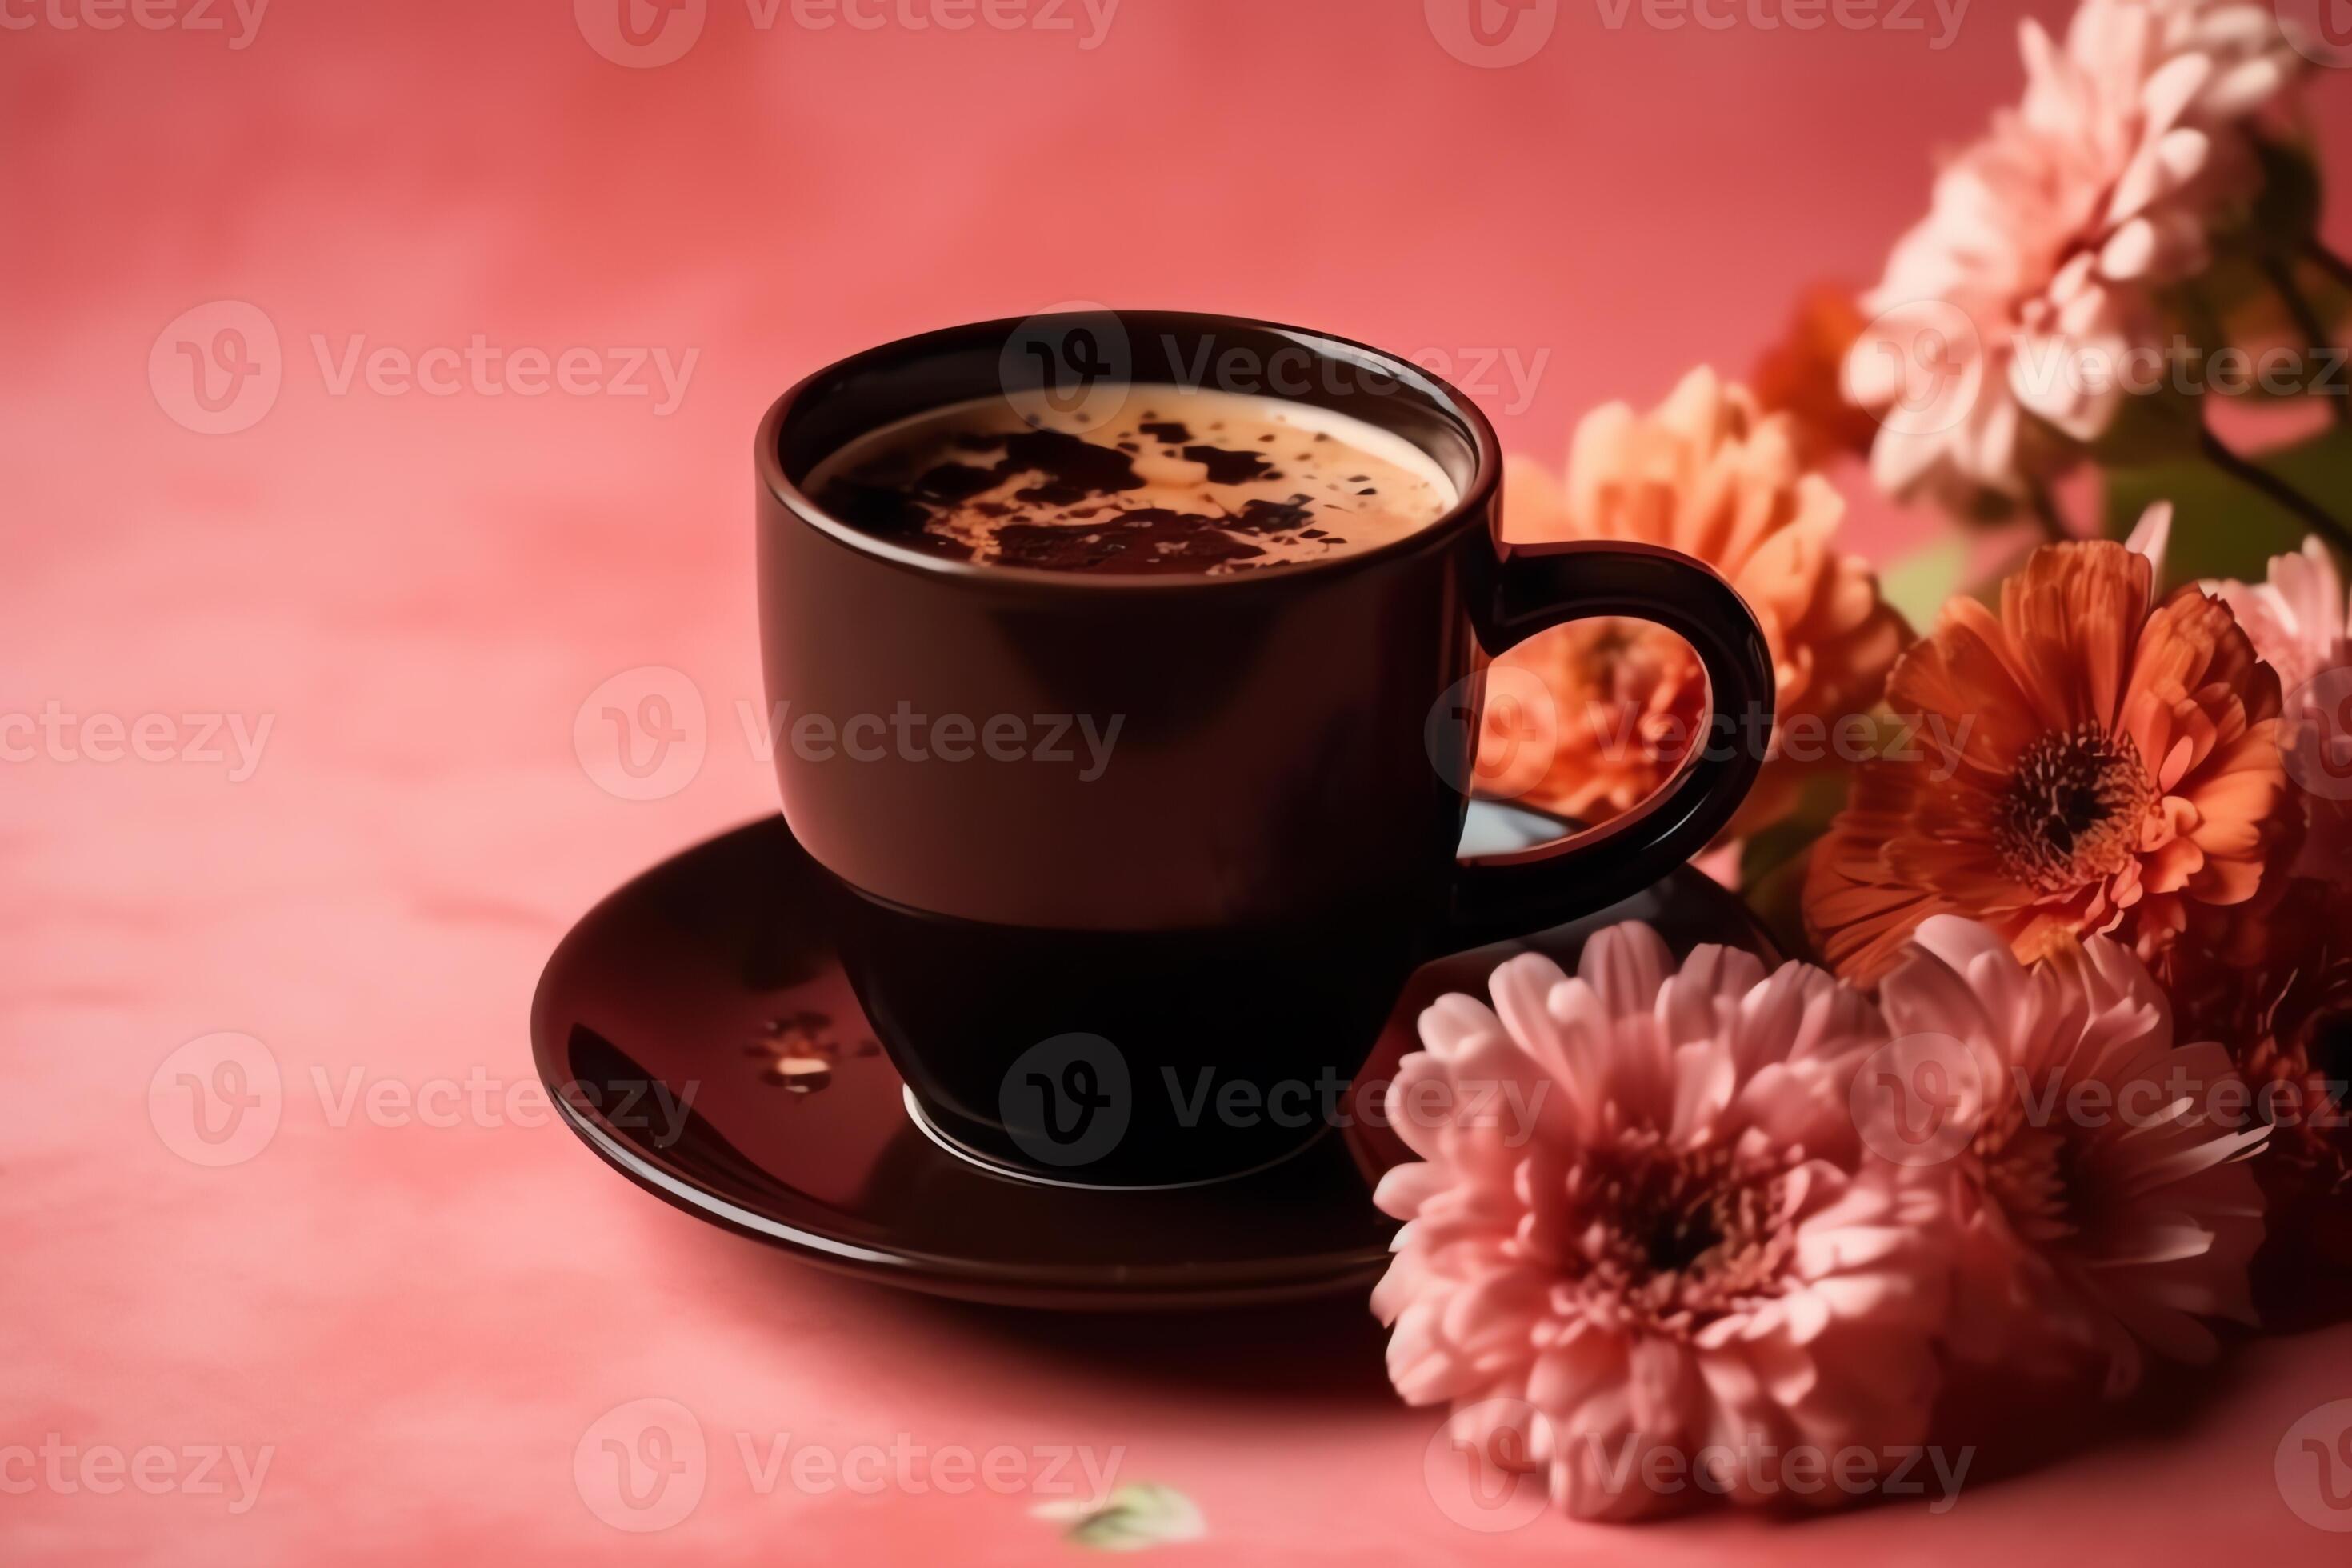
[1843,0,2306,512]
[2166,878,2352,1279]
[1482,368,1909,846]
[1751,284,1880,466]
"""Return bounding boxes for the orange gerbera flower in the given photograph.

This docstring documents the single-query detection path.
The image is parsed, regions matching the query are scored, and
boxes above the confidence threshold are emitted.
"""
[1484,367,1909,843]
[1806,538,2292,986]
[1750,284,1878,467]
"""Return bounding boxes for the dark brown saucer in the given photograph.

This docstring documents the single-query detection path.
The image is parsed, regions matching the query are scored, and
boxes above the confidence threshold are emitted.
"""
[530,806,1775,1310]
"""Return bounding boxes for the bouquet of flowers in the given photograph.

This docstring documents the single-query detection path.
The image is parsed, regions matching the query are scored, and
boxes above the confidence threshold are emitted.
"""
[1375,0,2352,1520]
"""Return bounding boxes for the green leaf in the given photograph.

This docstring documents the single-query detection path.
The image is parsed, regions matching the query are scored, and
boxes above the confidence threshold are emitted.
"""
[1738,770,1850,965]
[2083,363,2206,465]
[1036,1484,1206,1553]
[1746,847,1818,967]
[1741,769,1850,893]
[2194,252,2352,406]
[1876,536,1969,634]
[2102,424,2352,589]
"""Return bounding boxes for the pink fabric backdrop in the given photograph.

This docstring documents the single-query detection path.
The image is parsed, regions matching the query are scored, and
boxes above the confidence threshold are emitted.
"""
[8,0,2352,1560]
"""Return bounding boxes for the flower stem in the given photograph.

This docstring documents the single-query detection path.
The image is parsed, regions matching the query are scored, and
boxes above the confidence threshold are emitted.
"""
[2025,480,2069,542]
[2199,425,2352,555]
[2259,253,2351,427]
[2302,235,2352,296]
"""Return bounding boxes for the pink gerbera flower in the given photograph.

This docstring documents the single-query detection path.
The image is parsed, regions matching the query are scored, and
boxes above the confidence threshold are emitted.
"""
[2210,537,2352,700]
[2210,538,2352,881]
[1877,916,2268,1396]
[1371,924,1948,1521]
[1846,0,2299,502]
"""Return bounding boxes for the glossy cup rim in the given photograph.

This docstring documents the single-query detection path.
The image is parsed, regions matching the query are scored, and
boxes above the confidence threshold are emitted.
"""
[756,310,1505,594]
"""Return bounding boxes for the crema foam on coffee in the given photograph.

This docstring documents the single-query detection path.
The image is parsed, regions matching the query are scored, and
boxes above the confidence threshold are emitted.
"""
[804,386,1458,575]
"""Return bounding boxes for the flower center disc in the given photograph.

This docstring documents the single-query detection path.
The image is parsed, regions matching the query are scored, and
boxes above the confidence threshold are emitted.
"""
[1567,1141,1798,1333]
[1994,722,2152,892]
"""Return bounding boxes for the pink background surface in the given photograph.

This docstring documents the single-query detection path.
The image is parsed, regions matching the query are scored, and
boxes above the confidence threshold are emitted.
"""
[8,0,2352,1560]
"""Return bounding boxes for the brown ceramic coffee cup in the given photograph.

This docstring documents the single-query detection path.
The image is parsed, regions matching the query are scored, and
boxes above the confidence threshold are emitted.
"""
[757,311,1771,1186]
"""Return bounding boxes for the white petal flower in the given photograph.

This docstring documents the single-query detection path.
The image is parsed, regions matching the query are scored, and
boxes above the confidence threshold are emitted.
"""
[1846,0,2304,501]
